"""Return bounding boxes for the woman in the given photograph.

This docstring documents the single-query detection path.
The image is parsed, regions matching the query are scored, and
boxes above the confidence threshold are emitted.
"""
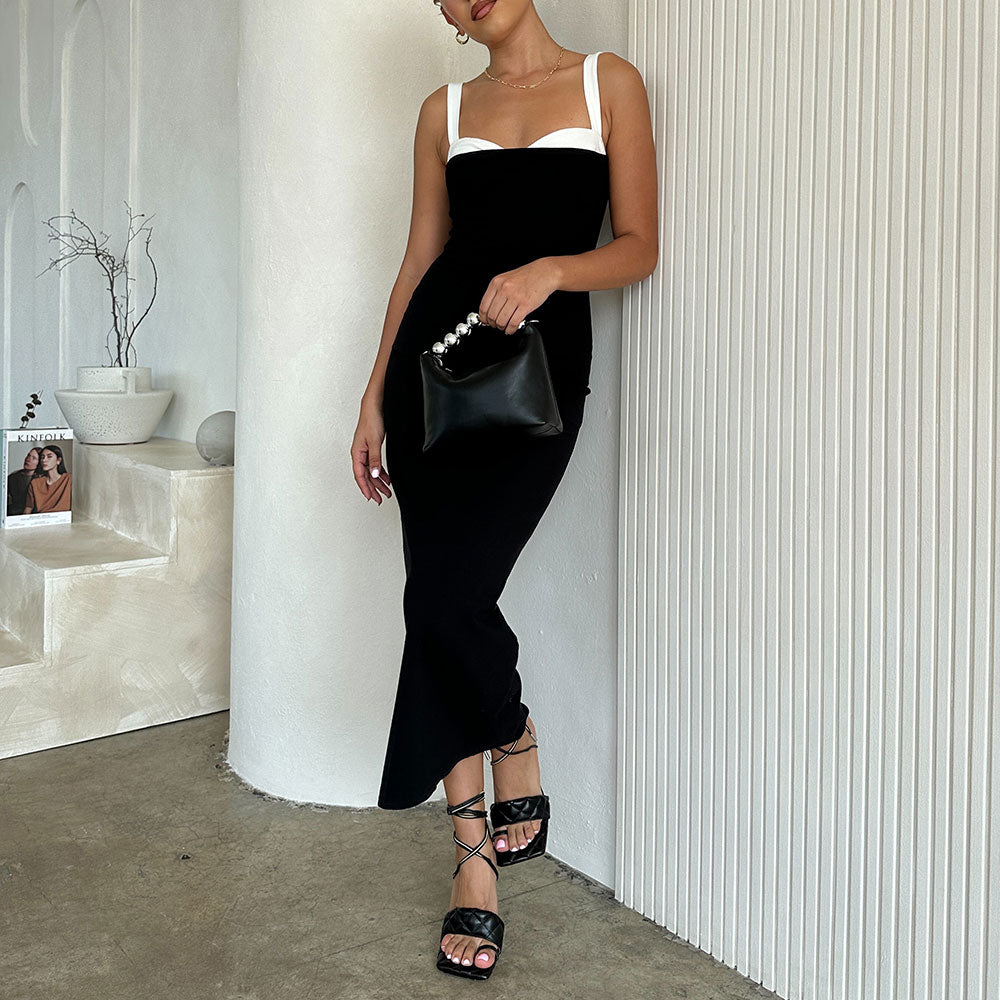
[23,445,72,514]
[350,0,657,979]
[6,446,43,517]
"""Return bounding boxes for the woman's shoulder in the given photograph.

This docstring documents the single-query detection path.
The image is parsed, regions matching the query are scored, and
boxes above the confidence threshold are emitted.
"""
[413,83,450,140]
[594,51,645,91]
[594,52,650,119]
[417,82,450,118]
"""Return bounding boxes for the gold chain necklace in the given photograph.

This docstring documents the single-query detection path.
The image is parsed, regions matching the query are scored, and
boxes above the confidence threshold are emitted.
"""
[483,46,566,89]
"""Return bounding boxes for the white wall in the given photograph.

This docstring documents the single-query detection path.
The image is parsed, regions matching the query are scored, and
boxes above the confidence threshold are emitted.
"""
[229,0,428,810]
[620,3,1000,1000]
[0,0,238,441]
[133,1,239,440]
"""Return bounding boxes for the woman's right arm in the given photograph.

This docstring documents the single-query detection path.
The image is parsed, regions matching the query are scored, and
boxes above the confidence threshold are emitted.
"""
[352,84,453,504]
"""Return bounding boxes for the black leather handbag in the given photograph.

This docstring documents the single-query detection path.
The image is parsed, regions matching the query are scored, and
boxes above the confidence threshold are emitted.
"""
[419,310,563,452]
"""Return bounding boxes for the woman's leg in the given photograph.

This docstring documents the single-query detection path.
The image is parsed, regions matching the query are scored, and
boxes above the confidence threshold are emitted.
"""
[488,714,544,856]
[439,751,500,972]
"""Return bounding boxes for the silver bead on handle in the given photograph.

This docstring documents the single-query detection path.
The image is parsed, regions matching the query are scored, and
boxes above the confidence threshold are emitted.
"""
[429,311,529,357]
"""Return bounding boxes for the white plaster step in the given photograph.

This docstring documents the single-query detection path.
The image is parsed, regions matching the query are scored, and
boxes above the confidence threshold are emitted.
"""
[75,437,227,555]
[0,627,41,671]
[0,515,170,662]
[1,516,168,577]
[0,437,234,759]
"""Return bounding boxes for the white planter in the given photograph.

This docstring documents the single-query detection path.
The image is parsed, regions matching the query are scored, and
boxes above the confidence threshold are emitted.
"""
[54,366,173,444]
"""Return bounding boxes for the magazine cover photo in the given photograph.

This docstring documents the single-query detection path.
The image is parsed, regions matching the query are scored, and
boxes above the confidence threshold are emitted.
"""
[2,428,75,529]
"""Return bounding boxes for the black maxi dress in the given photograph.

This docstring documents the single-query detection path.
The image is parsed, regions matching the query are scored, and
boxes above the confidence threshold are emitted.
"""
[377,51,610,810]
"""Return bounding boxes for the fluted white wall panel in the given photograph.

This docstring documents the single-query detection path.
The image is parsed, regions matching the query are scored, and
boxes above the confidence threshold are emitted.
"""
[618,3,999,999]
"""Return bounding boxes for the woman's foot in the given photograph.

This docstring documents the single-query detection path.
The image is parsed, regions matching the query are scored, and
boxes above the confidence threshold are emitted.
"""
[440,831,500,971]
[489,716,543,856]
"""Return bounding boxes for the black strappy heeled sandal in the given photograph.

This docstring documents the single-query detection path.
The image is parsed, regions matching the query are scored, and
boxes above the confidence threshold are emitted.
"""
[485,722,551,867]
[436,791,505,980]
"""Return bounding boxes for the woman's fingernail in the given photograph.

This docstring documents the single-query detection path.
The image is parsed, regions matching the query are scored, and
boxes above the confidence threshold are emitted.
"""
[372,467,380,477]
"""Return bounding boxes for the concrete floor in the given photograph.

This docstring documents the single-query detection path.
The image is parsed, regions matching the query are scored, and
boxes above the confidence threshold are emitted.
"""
[1,712,777,1000]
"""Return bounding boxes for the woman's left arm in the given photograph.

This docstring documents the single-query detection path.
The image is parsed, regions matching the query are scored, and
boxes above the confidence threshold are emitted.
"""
[548,53,659,292]
[479,53,659,332]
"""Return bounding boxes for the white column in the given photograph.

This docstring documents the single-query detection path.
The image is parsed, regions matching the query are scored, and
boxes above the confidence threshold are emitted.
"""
[619,3,1000,1000]
[228,0,451,804]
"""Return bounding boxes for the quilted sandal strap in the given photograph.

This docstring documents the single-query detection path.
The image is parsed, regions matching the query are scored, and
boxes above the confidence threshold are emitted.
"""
[440,906,505,954]
[445,790,487,820]
[484,722,538,766]
[490,792,551,827]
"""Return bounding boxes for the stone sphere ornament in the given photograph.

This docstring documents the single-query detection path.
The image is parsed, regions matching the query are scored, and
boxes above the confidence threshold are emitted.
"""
[195,410,236,466]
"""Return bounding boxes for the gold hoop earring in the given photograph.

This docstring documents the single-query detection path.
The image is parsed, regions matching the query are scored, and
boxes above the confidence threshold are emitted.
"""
[456,28,469,44]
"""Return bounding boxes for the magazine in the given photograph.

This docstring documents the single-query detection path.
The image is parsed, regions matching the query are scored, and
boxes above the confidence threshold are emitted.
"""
[2,427,75,529]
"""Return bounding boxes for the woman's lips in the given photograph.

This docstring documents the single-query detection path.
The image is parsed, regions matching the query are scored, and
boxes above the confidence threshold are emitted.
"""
[471,0,496,21]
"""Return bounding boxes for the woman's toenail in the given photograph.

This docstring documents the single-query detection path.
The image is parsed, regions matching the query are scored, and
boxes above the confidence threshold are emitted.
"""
[463,958,472,965]
[497,839,506,848]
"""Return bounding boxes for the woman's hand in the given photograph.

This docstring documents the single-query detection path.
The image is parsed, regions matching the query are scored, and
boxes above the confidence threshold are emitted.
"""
[351,399,393,505]
[478,258,561,333]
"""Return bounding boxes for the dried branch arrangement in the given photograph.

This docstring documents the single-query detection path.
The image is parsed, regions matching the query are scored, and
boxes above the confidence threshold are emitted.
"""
[36,201,158,367]
[20,391,43,429]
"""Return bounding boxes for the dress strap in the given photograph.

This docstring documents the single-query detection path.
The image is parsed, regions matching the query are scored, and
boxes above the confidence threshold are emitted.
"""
[446,81,462,145]
[583,52,604,138]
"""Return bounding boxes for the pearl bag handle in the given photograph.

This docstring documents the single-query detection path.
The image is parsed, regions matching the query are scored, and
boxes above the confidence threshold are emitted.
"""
[424,312,530,359]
